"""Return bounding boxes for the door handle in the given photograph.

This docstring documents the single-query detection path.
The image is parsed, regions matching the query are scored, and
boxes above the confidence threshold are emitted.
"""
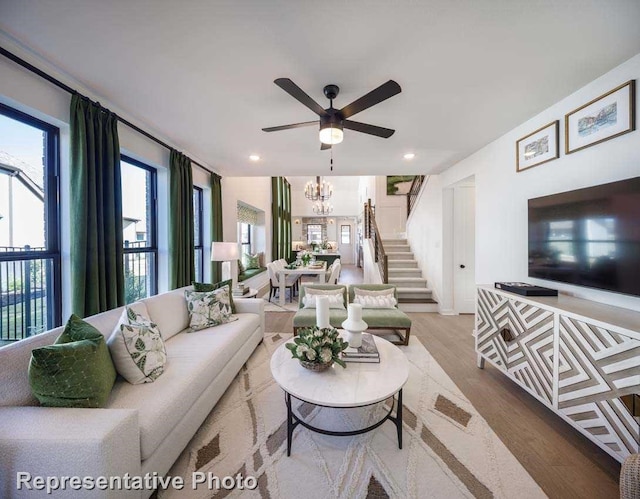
[459,264,466,269]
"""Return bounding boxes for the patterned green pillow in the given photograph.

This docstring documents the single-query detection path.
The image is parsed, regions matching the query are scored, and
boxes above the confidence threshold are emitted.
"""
[243,252,260,270]
[107,307,167,384]
[185,288,236,331]
[193,279,236,313]
[238,258,245,274]
[28,314,117,408]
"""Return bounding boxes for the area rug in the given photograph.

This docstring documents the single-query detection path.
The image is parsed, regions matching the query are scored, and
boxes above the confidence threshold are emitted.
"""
[158,334,546,499]
[262,298,299,312]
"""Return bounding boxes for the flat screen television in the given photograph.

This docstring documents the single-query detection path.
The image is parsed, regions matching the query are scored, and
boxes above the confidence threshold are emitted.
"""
[528,177,640,297]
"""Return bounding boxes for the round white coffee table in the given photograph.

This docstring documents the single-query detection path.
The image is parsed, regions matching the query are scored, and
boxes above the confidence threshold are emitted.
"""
[270,332,409,456]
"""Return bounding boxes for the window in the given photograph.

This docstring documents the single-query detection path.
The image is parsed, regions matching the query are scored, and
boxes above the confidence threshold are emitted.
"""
[193,187,203,281]
[0,103,61,344]
[121,156,157,304]
[307,224,322,244]
[341,225,351,244]
[240,223,251,255]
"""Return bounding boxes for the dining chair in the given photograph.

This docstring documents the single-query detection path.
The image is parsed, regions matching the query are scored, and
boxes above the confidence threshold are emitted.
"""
[267,262,298,302]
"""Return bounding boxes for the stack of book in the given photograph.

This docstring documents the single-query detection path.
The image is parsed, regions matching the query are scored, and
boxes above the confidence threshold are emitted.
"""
[341,333,380,363]
[232,284,249,297]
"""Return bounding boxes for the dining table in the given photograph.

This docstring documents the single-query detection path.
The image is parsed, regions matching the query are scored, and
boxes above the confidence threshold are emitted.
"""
[277,261,327,306]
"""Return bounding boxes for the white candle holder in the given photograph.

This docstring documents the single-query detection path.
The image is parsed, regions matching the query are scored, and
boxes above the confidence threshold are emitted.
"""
[315,295,330,329]
[341,303,368,348]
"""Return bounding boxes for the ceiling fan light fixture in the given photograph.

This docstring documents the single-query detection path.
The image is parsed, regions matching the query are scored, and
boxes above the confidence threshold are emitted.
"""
[319,123,344,145]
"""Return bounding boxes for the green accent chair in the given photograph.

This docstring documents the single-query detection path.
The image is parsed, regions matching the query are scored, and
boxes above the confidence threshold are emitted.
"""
[292,284,412,346]
[292,285,348,333]
[348,284,412,346]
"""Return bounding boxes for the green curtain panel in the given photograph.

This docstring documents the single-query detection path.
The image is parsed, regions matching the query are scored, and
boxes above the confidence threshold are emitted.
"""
[70,94,124,317]
[211,173,223,283]
[169,150,195,289]
[271,177,292,261]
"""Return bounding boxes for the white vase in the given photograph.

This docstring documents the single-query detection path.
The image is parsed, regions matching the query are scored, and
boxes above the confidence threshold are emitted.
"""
[341,303,368,348]
[344,330,364,348]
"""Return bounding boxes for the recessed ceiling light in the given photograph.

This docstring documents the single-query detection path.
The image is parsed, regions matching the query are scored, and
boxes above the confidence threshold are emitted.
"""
[403,153,415,160]
[249,154,260,161]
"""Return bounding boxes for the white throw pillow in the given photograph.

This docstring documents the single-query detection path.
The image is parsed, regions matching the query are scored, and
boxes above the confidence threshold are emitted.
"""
[303,287,345,309]
[107,307,168,384]
[185,288,236,331]
[303,293,345,309]
[353,287,396,298]
[353,294,397,309]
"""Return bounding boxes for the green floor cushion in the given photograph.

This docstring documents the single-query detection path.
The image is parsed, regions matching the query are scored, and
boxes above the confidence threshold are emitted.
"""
[28,314,117,408]
[292,309,348,329]
[361,309,412,329]
[238,267,266,282]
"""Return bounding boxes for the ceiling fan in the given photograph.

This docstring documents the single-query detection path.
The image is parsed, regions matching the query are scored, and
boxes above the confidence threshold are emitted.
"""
[262,78,401,150]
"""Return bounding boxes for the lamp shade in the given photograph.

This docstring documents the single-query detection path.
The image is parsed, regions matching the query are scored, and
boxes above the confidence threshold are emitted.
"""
[211,242,239,262]
[319,125,343,145]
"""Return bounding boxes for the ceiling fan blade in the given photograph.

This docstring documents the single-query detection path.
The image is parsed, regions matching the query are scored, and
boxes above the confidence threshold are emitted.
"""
[320,143,332,150]
[339,80,401,119]
[262,121,318,132]
[343,120,395,138]
[274,78,328,117]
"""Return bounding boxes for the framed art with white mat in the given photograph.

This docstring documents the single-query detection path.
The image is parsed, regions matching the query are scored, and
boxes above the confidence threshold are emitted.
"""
[516,120,559,172]
[565,79,635,154]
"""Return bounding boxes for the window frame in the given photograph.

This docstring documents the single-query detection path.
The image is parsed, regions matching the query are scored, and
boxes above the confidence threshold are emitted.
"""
[120,154,158,299]
[193,186,204,282]
[341,225,351,244]
[0,102,62,335]
[240,222,252,255]
[307,224,322,244]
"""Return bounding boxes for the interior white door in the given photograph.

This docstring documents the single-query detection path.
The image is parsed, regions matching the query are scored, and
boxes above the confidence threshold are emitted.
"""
[338,221,354,264]
[453,185,476,314]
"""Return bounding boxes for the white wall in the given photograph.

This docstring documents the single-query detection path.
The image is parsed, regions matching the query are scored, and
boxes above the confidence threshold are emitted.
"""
[221,177,272,279]
[374,176,408,239]
[407,52,640,313]
[406,176,444,304]
[0,40,219,315]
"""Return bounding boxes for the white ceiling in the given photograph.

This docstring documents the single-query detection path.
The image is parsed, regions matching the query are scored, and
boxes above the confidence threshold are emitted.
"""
[1,0,639,177]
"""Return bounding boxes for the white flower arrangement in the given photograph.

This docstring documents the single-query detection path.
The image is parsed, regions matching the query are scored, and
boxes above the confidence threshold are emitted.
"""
[286,326,349,368]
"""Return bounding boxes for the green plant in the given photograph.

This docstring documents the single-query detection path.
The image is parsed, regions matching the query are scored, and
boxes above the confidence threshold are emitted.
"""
[286,326,349,368]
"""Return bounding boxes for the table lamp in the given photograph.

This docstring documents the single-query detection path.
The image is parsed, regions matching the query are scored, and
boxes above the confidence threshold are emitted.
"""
[211,242,239,282]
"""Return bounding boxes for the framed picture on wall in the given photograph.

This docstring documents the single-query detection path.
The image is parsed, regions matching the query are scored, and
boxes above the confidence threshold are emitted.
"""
[565,80,636,154]
[516,120,559,172]
[386,176,416,195]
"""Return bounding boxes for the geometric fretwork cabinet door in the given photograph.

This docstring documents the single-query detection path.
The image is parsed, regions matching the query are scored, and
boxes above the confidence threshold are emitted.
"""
[557,315,640,461]
[476,289,555,406]
[476,288,509,372]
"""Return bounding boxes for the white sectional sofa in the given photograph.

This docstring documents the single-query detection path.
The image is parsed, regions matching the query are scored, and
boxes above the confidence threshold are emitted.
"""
[0,286,264,499]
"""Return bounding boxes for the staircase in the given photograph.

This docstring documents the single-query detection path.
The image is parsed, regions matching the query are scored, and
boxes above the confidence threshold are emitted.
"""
[383,238,438,312]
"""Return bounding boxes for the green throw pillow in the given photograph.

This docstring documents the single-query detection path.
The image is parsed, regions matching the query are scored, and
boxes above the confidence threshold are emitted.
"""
[28,314,117,408]
[193,279,236,313]
[243,253,260,270]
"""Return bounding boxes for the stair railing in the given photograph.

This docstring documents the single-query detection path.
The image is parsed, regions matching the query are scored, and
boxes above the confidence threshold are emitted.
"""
[364,199,389,283]
[407,175,426,217]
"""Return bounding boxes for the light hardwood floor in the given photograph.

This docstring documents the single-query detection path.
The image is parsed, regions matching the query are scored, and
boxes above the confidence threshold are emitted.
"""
[264,310,621,498]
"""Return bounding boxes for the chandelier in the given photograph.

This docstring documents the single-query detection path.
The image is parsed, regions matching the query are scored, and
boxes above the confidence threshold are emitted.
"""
[312,201,333,216]
[304,176,333,201]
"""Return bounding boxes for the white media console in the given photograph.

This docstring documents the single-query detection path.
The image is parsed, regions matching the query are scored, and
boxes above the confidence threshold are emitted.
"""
[475,284,639,462]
